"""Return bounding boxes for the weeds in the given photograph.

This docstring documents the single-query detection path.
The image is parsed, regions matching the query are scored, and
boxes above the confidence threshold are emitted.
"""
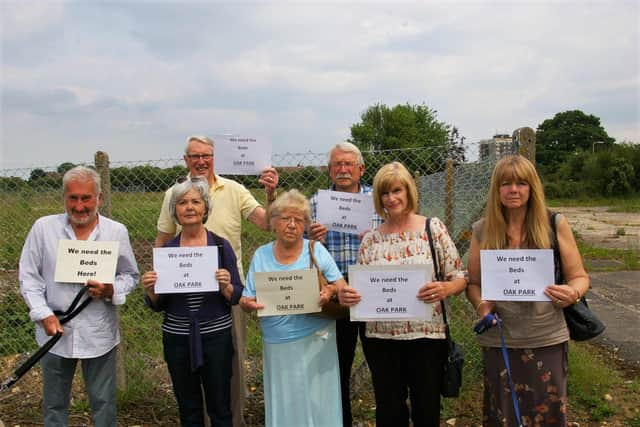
[547,196,640,213]
[568,342,621,420]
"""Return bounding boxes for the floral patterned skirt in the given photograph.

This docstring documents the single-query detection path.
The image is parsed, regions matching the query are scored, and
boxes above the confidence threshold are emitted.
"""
[482,342,568,427]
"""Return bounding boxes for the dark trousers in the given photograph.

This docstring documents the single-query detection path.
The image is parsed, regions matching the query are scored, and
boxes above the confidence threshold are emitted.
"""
[362,337,448,427]
[163,329,233,427]
[336,318,366,427]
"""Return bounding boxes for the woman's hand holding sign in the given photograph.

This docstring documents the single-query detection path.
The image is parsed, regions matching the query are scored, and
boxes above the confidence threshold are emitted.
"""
[417,281,449,303]
[239,296,264,313]
[215,269,233,301]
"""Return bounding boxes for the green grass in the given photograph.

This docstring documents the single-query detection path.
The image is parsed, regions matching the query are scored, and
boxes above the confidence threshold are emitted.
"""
[568,342,623,421]
[577,241,640,271]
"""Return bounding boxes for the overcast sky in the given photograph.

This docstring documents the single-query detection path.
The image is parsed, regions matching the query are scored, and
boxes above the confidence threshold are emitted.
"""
[1,0,638,170]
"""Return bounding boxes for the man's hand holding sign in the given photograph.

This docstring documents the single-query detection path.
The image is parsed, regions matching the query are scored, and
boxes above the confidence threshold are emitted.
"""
[52,239,120,333]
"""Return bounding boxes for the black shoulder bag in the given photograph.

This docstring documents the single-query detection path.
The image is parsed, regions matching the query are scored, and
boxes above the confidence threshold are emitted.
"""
[426,218,464,397]
[550,212,605,341]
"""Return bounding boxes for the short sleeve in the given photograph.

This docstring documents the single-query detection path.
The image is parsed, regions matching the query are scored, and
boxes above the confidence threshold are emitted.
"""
[314,242,342,283]
[235,181,261,220]
[157,187,177,235]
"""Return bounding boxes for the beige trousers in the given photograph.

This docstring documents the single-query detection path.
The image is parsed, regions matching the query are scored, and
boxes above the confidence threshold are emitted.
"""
[230,304,247,427]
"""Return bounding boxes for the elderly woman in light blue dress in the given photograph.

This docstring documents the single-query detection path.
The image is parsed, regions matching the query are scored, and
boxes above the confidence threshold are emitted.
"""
[239,189,345,427]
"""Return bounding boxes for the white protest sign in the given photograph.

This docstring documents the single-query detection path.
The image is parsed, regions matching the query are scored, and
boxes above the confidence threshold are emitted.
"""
[214,135,271,175]
[54,240,120,284]
[253,269,321,317]
[348,264,433,321]
[316,190,375,235]
[153,246,219,294]
[480,249,554,301]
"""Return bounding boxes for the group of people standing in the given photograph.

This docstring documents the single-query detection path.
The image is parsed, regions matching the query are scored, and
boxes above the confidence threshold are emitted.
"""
[18,135,589,427]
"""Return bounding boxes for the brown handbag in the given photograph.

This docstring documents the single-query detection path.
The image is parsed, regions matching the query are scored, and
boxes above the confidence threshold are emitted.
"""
[308,240,349,320]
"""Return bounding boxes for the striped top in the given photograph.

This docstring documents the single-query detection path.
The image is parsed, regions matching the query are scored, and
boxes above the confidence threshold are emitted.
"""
[161,293,232,336]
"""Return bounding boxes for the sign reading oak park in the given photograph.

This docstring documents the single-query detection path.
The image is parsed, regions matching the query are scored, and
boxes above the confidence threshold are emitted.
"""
[253,269,321,317]
[214,135,272,175]
[480,249,554,301]
[153,246,219,294]
[316,189,375,235]
[54,240,120,284]
[348,264,433,321]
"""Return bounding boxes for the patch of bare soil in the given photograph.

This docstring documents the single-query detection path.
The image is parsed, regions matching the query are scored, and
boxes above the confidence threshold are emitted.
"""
[554,206,640,250]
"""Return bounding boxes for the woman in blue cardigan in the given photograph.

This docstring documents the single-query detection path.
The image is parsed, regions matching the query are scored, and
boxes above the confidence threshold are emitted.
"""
[141,177,243,427]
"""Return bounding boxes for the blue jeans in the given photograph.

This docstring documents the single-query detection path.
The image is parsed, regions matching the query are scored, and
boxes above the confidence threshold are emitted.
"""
[163,329,233,427]
[41,346,117,427]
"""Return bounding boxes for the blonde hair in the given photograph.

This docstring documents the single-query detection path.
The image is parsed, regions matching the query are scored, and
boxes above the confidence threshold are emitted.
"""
[268,189,311,228]
[372,162,418,219]
[481,155,551,249]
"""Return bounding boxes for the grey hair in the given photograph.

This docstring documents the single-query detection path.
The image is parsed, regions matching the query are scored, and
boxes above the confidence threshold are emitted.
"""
[327,142,364,166]
[169,178,211,224]
[62,166,101,195]
[268,189,311,228]
[184,135,215,154]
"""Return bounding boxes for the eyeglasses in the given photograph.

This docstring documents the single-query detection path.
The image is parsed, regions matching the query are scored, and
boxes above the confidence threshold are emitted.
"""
[330,161,359,169]
[186,153,213,161]
[276,215,306,226]
[176,176,205,184]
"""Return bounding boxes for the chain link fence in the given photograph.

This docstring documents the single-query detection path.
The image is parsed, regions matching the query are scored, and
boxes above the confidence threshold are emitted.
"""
[1,144,496,419]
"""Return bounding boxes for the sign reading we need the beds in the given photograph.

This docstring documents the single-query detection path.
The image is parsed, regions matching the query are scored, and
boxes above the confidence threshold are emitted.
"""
[316,190,375,235]
[480,249,554,301]
[214,135,271,175]
[153,246,219,294]
[54,240,120,284]
[348,264,433,321]
[253,269,321,317]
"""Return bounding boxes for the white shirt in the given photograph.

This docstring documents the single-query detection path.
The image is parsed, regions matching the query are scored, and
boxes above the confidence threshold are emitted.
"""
[19,213,140,358]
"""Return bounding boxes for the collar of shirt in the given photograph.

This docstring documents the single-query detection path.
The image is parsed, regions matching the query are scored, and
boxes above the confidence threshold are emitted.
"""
[63,213,101,241]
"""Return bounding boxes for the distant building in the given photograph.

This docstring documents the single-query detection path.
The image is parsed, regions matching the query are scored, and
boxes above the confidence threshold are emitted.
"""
[479,134,516,160]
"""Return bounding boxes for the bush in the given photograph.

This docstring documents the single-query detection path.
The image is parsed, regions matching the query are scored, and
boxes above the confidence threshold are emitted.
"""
[541,143,639,198]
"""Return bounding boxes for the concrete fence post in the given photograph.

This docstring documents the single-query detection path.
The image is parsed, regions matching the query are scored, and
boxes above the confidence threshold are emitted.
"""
[93,151,126,391]
[512,127,536,164]
[445,158,454,232]
[94,151,112,218]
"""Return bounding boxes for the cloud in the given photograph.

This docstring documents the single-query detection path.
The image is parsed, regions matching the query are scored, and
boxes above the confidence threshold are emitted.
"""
[1,0,638,170]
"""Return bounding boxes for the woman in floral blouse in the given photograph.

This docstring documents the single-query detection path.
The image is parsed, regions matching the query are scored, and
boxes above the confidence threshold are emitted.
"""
[338,161,466,427]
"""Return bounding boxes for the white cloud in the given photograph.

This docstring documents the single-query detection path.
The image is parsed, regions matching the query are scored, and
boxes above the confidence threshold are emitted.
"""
[1,0,638,170]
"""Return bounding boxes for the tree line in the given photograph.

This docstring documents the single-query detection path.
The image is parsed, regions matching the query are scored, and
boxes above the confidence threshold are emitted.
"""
[2,105,638,198]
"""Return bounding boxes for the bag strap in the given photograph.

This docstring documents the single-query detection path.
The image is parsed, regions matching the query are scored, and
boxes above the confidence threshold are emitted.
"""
[425,218,451,336]
[549,212,565,284]
[308,240,323,291]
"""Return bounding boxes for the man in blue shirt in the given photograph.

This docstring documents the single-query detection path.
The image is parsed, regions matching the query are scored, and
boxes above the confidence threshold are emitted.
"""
[308,142,381,427]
